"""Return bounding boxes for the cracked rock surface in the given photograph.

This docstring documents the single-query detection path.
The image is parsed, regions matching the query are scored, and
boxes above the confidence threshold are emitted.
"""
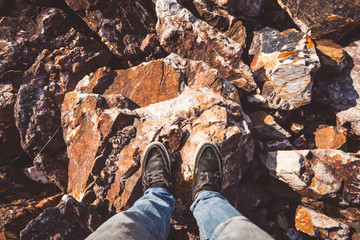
[1,0,360,239]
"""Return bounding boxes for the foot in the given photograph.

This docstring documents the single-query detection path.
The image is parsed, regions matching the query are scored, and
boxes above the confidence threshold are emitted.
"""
[192,141,223,201]
[142,142,171,192]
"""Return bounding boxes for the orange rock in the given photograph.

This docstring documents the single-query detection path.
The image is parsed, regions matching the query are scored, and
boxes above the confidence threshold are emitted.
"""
[77,60,182,108]
[315,125,347,149]
[291,123,304,134]
[295,206,350,239]
[78,54,241,106]
[62,87,252,213]
[295,207,315,236]
[62,92,135,201]
[316,39,347,73]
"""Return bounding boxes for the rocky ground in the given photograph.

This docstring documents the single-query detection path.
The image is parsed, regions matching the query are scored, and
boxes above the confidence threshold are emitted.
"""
[0,0,360,239]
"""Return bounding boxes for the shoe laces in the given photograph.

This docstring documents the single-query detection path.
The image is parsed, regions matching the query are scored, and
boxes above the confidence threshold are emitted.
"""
[142,169,170,190]
[194,171,222,193]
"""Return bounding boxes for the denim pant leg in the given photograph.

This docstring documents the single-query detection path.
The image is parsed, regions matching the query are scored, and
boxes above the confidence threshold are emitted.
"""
[190,191,273,240]
[190,191,241,240]
[86,187,175,240]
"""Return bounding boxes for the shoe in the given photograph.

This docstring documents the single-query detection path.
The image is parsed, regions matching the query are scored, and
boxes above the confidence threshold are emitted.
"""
[142,142,171,192]
[192,141,223,201]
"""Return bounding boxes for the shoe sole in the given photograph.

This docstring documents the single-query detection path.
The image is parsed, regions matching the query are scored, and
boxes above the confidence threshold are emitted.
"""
[142,141,171,176]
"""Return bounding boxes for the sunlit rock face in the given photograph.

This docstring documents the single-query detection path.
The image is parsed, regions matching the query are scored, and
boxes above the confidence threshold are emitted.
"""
[248,27,320,110]
[61,55,252,212]
[295,205,351,240]
[266,149,360,205]
[2,0,360,239]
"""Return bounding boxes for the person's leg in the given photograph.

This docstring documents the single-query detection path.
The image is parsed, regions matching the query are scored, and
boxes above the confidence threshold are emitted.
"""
[190,191,240,239]
[87,187,174,240]
[87,141,174,240]
[191,191,273,240]
[190,141,273,240]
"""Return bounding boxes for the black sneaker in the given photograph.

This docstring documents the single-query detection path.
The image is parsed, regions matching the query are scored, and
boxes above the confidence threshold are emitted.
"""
[142,142,171,192]
[192,141,223,201]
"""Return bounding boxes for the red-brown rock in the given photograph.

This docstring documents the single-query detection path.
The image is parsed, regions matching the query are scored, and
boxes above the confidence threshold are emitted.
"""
[62,83,252,212]
[61,91,136,201]
[77,54,240,106]
[156,0,256,93]
[77,60,183,108]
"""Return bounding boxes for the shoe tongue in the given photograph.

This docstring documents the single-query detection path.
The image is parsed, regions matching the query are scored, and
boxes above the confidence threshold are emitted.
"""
[148,147,166,171]
[149,148,162,160]
[200,147,220,173]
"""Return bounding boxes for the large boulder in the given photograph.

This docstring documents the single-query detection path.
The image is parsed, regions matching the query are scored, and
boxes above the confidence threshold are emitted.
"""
[277,0,360,40]
[76,54,240,105]
[76,60,183,108]
[266,149,360,204]
[314,40,360,136]
[249,27,320,110]
[155,0,256,93]
[61,55,252,212]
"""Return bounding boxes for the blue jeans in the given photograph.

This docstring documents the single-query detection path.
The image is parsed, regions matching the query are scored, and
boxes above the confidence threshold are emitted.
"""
[86,188,273,240]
